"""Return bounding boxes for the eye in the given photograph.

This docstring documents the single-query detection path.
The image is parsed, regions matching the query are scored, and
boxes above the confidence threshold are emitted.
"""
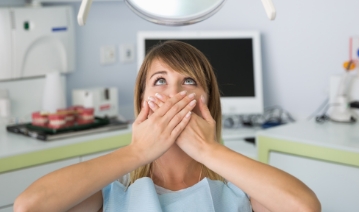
[154,78,167,85]
[184,78,197,85]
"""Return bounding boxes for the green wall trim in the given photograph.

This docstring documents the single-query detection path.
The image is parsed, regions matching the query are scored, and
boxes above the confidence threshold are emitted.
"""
[257,135,359,167]
[0,133,132,174]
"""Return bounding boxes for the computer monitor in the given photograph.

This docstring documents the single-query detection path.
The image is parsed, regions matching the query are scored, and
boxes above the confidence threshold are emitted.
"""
[137,31,264,115]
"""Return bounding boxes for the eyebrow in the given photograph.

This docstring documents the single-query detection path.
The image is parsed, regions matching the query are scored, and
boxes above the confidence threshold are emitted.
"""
[150,71,167,79]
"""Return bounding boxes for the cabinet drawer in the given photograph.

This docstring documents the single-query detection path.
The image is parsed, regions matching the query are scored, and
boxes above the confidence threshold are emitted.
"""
[0,158,78,207]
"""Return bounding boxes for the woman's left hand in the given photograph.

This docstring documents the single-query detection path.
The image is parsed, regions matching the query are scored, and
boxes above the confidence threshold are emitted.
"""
[148,93,219,162]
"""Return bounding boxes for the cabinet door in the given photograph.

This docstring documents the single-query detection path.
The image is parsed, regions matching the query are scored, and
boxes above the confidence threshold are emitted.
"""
[0,158,79,207]
[269,152,359,212]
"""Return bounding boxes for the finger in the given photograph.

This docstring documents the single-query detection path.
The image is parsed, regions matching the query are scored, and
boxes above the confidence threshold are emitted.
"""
[147,100,160,112]
[147,95,165,111]
[154,90,187,117]
[199,95,213,122]
[155,93,169,103]
[162,93,196,124]
[165,99,197,133]
[148,107,154,118]
[169,111,192,139]
[134,100,150,124]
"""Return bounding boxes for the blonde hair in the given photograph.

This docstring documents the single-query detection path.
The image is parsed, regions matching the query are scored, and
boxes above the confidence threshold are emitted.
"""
[131,40,225,184]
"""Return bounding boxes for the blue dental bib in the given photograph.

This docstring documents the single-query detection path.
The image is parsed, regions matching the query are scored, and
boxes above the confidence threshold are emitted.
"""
[102,177,252,212]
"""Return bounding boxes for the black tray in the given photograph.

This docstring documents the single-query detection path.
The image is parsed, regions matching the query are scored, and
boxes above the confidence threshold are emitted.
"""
[6,117,129,141]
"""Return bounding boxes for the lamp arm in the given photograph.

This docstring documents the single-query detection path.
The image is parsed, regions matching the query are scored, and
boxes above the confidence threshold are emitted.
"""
[261,0,276,20]
[78,0,93,26]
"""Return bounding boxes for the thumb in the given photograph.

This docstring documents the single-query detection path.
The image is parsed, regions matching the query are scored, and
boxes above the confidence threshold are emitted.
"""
[199,95,212,122]
[135,100,149,124]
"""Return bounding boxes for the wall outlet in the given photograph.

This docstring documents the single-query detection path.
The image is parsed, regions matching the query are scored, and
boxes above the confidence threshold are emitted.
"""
[100,46,116,65]
[120,43,135,63]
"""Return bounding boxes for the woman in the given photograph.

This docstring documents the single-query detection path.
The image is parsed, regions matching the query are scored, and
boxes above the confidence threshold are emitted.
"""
[14,41,321,212]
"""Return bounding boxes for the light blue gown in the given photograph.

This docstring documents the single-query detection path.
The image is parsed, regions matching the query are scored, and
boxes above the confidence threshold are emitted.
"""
[102,177,252,212]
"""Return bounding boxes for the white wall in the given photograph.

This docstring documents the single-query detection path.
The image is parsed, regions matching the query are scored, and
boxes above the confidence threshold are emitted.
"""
[0,0,25,6]
[197,0,359,119]
[66,0,359,120]
[3,0,359,121]
[59,2,173,120]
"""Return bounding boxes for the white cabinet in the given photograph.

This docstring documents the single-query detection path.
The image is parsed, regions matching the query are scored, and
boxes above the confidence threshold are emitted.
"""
[0,158,78,208]
[269,152,359,212]
[0,150,115,208]
[224,139,257,159]
[0,206,13,212]
[80,149,114,162]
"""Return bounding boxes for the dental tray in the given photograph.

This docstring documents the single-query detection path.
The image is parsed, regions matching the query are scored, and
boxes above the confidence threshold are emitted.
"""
[6,117,128,141]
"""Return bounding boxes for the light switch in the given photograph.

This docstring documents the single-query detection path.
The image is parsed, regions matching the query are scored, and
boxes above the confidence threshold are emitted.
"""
[120,43,135,63]
[100,46,116,65]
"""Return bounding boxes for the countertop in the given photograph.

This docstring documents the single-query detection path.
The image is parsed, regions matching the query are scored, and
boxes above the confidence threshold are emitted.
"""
[5,120,355,174]
[257,120,359,166]
[257,120,359,153]
[0,125,132,173]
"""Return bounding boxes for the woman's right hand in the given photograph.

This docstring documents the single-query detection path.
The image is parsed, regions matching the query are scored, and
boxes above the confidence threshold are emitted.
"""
[130,90,197,165]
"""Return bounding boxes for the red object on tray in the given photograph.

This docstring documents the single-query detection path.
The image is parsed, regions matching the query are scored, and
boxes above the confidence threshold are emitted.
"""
[48,113,67,129]
[77,108,94,125]
[32,112,49,127]
[57,108,76,127]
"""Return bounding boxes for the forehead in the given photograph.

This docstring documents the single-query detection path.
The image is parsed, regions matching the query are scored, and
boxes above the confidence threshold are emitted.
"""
[146,59,182,79]
[148,59,170,72]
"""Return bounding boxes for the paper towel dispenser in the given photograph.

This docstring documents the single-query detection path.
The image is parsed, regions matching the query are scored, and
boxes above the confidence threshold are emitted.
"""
[0,6,75,80]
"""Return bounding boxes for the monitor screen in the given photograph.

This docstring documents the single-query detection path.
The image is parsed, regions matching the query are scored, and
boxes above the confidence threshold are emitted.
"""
[137,31,263,114]
[145,39,255,97]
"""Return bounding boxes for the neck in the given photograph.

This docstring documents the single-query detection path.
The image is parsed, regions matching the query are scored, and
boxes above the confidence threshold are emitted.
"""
[151,144,202,190]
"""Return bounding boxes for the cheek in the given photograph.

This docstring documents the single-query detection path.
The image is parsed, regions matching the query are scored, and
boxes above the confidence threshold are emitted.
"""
[143,89,156,100]
[192,94,206,116]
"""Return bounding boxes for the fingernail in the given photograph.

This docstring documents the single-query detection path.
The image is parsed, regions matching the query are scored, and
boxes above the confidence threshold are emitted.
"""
[155,93,162,99]
[190,100,196,106]
[185,111,192,118]
[148,101,155,109]
[148,96,155,101]
[188,93,196,99]
[201,95,206,103]
[180,90,187,96]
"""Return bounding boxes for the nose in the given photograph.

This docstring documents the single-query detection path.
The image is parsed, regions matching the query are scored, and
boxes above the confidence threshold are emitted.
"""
[166,83,183,97]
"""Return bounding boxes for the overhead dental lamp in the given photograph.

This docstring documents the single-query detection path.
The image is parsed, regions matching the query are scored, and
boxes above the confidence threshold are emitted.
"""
[77,0,276,26]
